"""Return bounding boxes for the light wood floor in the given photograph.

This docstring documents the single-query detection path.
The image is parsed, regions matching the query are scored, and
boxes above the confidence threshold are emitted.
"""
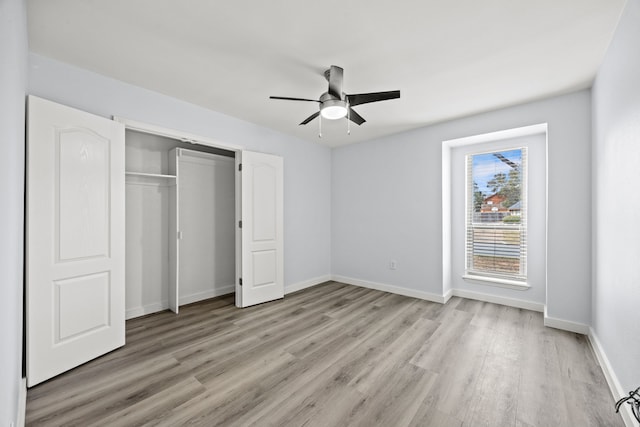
[26,281,624,427]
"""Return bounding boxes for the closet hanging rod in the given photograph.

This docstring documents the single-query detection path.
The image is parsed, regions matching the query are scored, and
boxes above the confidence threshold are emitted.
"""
[125,171,177,179]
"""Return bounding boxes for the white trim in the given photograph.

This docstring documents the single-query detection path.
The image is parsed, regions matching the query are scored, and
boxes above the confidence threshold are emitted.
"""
[329,275,544,310]
[113,116,242,151]
[126,276,328,319]
[180,286,235,306]
[332,275,448,304]
[442,142,453,300]
[285,275,332,294]
[126,285,235,319]
[543,306,589,334]
[443,288,454,304]
[452,288,544,312]
[17,377,26,427]
[462,274,530,290]
[442,123,548,147]
[126,302,168,320]
[588,329,636,427]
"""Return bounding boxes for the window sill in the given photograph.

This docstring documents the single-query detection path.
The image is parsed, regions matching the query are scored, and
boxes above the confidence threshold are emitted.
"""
[462,274,530,290]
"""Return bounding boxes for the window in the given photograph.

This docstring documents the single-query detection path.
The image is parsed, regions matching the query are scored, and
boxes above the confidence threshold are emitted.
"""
[466,148,527,283]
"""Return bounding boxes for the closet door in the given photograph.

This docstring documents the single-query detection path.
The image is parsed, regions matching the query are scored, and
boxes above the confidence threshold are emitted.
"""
[238,151,284,307]
[26,96,125,386]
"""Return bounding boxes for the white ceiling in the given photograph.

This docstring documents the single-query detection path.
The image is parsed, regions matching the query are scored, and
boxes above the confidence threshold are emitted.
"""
[27,0,626,147]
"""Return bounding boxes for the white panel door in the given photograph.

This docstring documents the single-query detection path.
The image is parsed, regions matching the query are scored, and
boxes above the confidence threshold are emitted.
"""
[238,151,284,307]
[26,96,125,386]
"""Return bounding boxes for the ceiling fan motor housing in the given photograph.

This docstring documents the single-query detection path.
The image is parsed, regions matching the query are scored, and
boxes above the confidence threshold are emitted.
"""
[320,92,342,102]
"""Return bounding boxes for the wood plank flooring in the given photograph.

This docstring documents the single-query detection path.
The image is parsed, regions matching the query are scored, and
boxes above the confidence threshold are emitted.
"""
[25,282,624,426]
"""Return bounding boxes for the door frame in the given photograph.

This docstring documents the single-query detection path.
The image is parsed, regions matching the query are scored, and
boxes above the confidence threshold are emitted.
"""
[113,117,246,307]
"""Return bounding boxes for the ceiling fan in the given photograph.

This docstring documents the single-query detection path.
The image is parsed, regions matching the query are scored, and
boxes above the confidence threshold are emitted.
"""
[270,65,400,129]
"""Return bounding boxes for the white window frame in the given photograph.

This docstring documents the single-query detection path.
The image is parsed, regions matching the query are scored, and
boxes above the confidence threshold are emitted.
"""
[464,147,528,286]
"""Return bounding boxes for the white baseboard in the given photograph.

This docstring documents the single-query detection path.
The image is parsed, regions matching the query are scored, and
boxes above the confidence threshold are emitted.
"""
[286,275,332,294]
[543,306,590,335]
[329,276,547,309]
[328,275,595,337]
[126,285,235,319]
[179,285,234,306]
[331,275,448,304]
[18,377,26,427]
[126,302,167,319]
[443,288,454,304]
[588,329,636,427]
[452,288,545,312]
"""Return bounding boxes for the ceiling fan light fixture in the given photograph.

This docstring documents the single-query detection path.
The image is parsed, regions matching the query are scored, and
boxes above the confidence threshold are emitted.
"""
[320,99,348,120]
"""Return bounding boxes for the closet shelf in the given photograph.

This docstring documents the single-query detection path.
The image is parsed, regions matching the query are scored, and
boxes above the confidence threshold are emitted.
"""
[125,171,177,179]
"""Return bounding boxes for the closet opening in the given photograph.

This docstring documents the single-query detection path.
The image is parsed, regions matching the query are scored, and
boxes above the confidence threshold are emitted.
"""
[124,128,237,319]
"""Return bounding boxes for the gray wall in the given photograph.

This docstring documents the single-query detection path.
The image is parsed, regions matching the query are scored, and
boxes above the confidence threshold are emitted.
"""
[332,90,592,325]
[592,0,640,395]
[28,53,332,290]
[0,0,27,424]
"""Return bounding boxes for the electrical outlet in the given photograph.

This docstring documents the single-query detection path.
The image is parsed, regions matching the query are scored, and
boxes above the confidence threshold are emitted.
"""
[390,260,397,270]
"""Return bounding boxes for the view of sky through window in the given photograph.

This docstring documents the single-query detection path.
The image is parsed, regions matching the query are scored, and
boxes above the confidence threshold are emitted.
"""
[472,149,522,196]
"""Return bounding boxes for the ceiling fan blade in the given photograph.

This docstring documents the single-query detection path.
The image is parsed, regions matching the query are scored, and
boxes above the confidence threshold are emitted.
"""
[327,65,344,99]
[346,90,400,106]
[270,96,319,103]
[347,107,366,125]
[299,111,320,125]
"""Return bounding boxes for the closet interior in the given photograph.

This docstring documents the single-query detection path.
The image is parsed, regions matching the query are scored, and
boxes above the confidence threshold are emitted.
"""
[125,130,236,319]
